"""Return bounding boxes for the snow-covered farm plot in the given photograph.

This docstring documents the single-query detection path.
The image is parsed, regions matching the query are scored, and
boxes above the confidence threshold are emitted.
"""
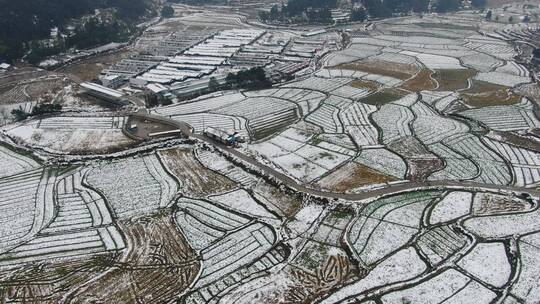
[213,96,300,140]
[429,191,473,225]
[420,91,460,113]
[244,88,326,118]
[512,233,540,303]
[196,149,259,188]
[371,51,419,66]
[355,148,407,179]
[264,143,351,183]
[372,101,415,145]
[484,138,540,187]
[460,53,503,72]
[320,247,427,304]
[208,189,278,221]
[345,125,379,147]
[0,144,40,178]
[411,101,469,145]
[380,269,495,304]
[283,76,350,93]
[36,116,127,129]
[0,167,124,266]
[324,44,382,66]
[464,36,517,60]
[459,98,540,131]
[462,204,540,239]
[416,225,468,266]
[0,168,54,255]
[315,135,357,157]
[401,52,465,70]
[249,127,351,183]
[5,116,135,154]
[457,242,512,288]
[496,61,529,77]
[474,71,530,87]
[306,104,343,133]
[169,113,249,136]
[175,198,282,304]
[152,92,246,116]
[441,134,511,185]
[316,68,368,80]
[348,191,441,266]
[249,126,311,158]
[339,101,379,146]
[331,85,371,100]
[375,34,460,46]
[86,154,178,218]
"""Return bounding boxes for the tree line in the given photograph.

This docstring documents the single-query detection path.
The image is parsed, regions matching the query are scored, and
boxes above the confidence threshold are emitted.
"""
[0,0,155,63]
[260,0,487,23]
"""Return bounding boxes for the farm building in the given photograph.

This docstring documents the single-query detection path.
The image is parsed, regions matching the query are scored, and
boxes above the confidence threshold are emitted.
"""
[80,82,129,105]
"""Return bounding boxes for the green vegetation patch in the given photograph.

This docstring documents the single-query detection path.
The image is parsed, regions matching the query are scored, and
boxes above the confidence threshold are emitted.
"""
[433,69,477,91]
[359,89,408,106]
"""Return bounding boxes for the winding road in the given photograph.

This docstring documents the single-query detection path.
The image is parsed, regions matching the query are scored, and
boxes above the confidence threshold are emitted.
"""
[191,132,540,200]
[130,111,540,200]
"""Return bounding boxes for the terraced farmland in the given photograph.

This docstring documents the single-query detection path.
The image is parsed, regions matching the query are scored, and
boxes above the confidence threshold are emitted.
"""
[1,4,540,303]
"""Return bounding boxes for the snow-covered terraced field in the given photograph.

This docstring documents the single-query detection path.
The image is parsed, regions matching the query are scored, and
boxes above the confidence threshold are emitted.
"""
[170,113,249,136]
[0,167,124,266]
[428,143,479,181]
[460,53,503,72]
[355,148,407,178]
[412,101,469,145]
[460,98,540,131]
[86,154,178,218]
[0,145,40,178]
[196,149,258,187]
[283,76,350,93]
[0,168,53,254]
[153,92,246,116]
[176,197,282,303]
[475,71,530,87]
[306,104,343,133]
[443,134,511,185]
[485,138,540,187]
[36,116,127,130]
[347,191,442,265]
[372,103,415,144]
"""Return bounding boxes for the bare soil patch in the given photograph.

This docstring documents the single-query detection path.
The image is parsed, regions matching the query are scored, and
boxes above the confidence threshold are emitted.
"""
[253,183,303,218]
[388,136,444,181]
[400,69,437,91]
[433,69,477,91]
[359,88,408,106]
[316,162,396,192]
[349,79,381,91]
[159,147,237,196]
[70,210,200,303]
[460,80,521,107]
[56,49,134,82]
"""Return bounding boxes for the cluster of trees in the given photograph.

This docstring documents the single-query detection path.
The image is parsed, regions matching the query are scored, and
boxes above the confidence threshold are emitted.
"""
[259,0,337,24]
[145,93,172,108]
[161,5,175,18]
[350,7,368,22]
[259,0,486,24]
[356,0,430,18]
[11,103,63,121]
[0,0,155,63]
[225,67,272,90]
